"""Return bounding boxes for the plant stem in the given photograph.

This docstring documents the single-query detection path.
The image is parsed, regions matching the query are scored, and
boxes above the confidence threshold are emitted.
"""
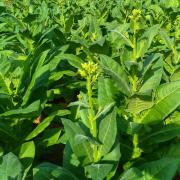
[87,76,98,162]
[132,133,141,159]
[132,23,137,92]
[133,28,137,62]
[87,77,96,137]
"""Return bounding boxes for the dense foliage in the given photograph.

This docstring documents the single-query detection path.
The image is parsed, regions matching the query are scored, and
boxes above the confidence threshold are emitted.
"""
[0,0,180,179]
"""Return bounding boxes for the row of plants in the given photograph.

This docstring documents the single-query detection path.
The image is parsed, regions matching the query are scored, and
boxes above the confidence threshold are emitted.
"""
[0,0,180,179]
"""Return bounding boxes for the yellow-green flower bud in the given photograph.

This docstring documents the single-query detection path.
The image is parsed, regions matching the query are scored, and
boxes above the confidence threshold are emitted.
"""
[78,69,87,77]
[130,9,142,21]
[78,61,99,81]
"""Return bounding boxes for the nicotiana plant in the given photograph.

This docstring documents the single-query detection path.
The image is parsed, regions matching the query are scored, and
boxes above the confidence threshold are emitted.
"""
[0,0,179,179]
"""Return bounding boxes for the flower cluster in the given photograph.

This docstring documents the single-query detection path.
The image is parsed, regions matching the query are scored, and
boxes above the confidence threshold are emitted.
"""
[78,61,99,82]
[129,9,142,21]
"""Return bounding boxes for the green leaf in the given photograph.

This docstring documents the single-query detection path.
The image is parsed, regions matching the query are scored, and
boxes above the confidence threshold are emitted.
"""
[139,158,180,180]
[139,67,163,95]
[25,110,70,140]
[98,77,117,107]
[142,124,180,144]
[127,97,153,115]
[100,55,131,96]
[109,30,134,48]
[62,118,93,165]
[102,143,121,161]
[85,164,114,180]
[137,25,160,58]
[0,100,40,118]
[0,152,23,180]
[0,73,11,95]
[160,30,174,51]
[171,69,180,81]
[119,168,143,180]
[140,81,180,124]
[19,141,35,179]
[39,128,62,147]
[33,162,79,180]
[166,143,180,159]
[0,122,17,140]
[22,50,50,106]
[120,158,180,180]
[98,108,117,158]
[139,58,163,95]
[96,102,115,120]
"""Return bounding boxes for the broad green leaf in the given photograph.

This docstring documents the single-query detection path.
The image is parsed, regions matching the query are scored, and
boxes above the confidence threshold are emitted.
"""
[22,50,50,105]
[85,164,113,180]
[137,25,160,58]
[19,141,35,179]
[119,168,143,180]
[102,144,121,180]
[139,58,163,95]
[120,158,180,180]
[103,143,121,161]
[140,81,180,124]
[141,53,162,76]
[139,158,180,180]
[0,73,10,95]
[109,30,134,48]
[160,30,174,51]
[0,100,40,118]
[98,77,117,107]
[166,143,180,159]
[50,54,83,70]
[25,110,70,140]
[62,118,93,165]
[127,97,153,115]
[98,108,117,158]
[142,124,180,144]
[139,67,163,95]
[0,122,17,140]
[39,128,62,147]
[49,70,76,82]
[100,55,131,96]
[171,69,180,81]
[63,143,85,178]
[63,54,84,68]
[0,152,23,180]
[33,162,79,180]
[96,102,115,120]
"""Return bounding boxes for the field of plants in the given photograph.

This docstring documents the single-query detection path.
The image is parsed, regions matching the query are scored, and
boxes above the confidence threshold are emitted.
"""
[0,0,180,179]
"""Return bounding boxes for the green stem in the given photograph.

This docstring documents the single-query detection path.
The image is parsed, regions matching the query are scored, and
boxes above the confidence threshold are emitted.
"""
[132,133,141,159]
[133,29,137,62]
[87,77,96,137]
[131,23,137,92]
[87,76,98,162]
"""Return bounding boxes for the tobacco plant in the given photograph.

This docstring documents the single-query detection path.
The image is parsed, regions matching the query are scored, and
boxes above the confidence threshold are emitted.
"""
[0,0,180,179]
